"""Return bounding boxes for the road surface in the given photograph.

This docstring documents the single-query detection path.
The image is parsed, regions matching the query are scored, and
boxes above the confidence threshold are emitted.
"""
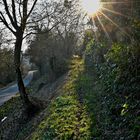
[0,71,35,106]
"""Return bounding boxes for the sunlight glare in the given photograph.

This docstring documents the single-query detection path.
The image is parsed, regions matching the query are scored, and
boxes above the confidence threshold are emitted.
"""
[82,0,102,16]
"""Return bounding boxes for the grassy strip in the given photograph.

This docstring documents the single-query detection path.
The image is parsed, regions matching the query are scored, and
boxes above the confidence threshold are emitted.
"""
[0,94,46,140]
[75,67,110,139]
[29,58,92,140]
[0,95,21,120]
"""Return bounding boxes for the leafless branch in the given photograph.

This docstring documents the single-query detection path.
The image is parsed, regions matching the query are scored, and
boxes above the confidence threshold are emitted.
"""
[23,32,37,39]
[12,0,18,27]
[0,11,16,35]
[18,0,22,20]
[27,0,38,19]
[2,0,17,29]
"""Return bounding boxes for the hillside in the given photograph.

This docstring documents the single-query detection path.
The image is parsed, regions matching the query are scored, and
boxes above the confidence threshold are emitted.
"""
[0,56,139,140]
[0,0,140,139]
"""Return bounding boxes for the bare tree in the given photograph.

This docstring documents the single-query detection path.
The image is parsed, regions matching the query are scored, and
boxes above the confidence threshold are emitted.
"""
[0,0,83,110]
[0,0,38,108]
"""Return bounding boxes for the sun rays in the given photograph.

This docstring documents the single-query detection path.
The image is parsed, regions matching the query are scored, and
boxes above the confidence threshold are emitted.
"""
[81,0,102,16]
[81,0,135,44]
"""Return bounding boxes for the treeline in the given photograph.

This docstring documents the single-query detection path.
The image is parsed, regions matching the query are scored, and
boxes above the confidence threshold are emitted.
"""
[0,32,30,87]
[25,0,83,81]
[27,31,77,80]
[0,47,15,87]
[0,0,83,87]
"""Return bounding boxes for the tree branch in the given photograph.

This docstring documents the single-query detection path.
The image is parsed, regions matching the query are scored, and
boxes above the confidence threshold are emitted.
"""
[0,12,16,35]
[27,0,38,19]
[22,0,28,30]
[12,0,18,28]
[2,0,17,29]
[23,31,37,40]
[18,0,22,20]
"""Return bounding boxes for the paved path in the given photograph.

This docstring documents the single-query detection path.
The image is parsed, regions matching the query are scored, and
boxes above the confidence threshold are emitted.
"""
[0,71,35,106]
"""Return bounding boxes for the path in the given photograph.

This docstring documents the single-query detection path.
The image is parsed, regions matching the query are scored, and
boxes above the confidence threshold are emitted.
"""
[0,71,35,106]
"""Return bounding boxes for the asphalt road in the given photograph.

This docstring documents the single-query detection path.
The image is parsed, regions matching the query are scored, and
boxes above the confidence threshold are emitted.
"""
[0,71,35,106]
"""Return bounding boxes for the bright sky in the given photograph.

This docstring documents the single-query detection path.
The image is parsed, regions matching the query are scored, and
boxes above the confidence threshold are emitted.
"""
[0,0,103,51]
[81,0,102,16]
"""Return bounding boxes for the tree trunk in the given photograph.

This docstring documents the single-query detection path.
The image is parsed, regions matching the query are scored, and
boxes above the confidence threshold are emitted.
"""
[14,30,30,106]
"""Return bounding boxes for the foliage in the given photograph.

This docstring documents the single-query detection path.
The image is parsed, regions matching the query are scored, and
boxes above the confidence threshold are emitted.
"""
[0,0,140,139]
[0,48,16,86]
[83,36,140,139]
[0,96,21,120]
[27,30,77,79]
[29,58,91,140]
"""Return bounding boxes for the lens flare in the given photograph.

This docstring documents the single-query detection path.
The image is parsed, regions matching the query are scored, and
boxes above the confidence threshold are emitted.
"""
[81,0,102,16]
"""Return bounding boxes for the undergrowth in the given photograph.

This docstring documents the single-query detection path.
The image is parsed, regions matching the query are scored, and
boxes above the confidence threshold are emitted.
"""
[1,54,139,140]
[0,95,21,120]
[29,58,92,140]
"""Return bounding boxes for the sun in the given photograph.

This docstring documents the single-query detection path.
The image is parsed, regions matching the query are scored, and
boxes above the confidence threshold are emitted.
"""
[81,0,102,16]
